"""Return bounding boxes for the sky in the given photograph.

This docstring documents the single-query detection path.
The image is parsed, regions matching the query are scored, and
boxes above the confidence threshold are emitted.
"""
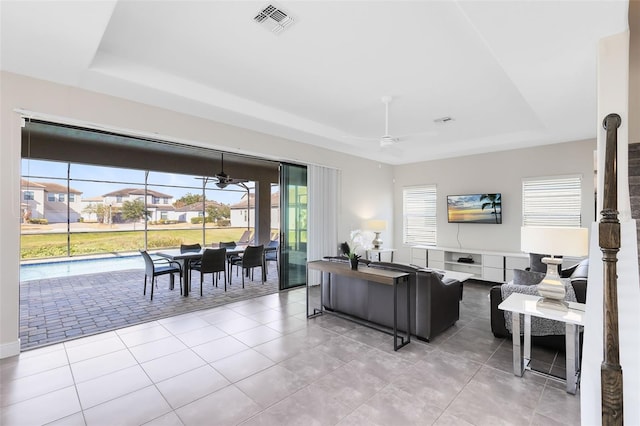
[21,159,254,205]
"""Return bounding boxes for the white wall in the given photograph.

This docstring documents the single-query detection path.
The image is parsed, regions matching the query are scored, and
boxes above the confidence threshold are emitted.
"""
[392,139,596,263]
[0,71,394,357]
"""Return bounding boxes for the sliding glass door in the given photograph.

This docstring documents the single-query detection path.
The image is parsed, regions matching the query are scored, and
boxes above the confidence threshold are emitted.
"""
[279,163,307,290]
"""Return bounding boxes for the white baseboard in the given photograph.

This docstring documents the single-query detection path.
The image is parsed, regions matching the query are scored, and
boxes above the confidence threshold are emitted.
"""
[0,339,21,359]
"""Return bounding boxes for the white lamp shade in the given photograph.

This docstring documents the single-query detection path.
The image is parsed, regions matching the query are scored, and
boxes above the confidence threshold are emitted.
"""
[521,226,589,257]
[366,220,387,232]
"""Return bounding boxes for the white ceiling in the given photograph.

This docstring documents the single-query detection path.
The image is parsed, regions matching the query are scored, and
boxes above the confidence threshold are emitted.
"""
[0,1,629,165]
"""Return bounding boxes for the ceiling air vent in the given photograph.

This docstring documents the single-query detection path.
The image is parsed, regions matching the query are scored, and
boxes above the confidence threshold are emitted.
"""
[254,4,294,35]
[434,116,454,124]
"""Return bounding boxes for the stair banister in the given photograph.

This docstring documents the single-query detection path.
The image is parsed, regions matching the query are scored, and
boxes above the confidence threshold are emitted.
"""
[600,113,623,425]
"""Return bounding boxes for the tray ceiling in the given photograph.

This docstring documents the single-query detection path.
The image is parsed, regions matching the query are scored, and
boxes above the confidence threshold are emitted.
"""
[0,1,629,165]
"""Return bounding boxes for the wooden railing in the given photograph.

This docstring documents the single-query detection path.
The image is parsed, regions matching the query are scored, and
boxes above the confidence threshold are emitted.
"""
[600,113,623,425]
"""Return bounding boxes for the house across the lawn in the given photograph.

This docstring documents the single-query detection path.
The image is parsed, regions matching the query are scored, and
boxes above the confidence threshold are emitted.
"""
[230,192,279,228]
[21,179,83,223]
[174,200,230,225]
[92,188,175,223]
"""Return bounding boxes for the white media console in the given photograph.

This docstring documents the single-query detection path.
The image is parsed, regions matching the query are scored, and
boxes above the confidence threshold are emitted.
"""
[410,246,530,283]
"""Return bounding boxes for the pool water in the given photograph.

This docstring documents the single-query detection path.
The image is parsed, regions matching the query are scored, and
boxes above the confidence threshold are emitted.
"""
[20,256,144,281]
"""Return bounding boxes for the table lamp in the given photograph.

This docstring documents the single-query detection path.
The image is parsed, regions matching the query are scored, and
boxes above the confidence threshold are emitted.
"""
[520,226,588,309]
[366,220,387,249]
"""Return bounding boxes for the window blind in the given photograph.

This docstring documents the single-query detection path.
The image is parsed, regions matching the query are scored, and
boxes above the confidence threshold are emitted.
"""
[522,176,582,227]
[403,185,437,245]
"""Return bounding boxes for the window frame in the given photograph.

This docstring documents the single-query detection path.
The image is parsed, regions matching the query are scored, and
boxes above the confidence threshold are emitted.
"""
[402,184,437,246]
[522,174,582,228]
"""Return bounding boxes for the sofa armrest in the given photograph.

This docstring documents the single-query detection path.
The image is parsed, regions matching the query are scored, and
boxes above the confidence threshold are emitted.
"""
[441,277,458,286]
[560,263,579,278]
[571,279,587,304]
[490,285,510,338]
[442,277,463,299]
[566,258,588,303]
[420,274,461,340]
[430,277,461,302]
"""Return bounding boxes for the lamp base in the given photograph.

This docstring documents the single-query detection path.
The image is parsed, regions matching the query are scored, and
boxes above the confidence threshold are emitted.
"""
[372,232,383,250]
[537,298,569,311]
[536,257,567,309]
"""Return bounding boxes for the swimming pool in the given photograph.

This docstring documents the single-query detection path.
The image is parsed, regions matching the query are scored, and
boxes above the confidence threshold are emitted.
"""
[20,255,144,281]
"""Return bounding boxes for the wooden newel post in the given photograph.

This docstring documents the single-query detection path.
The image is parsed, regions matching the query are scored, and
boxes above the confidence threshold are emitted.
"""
[600,113,623,426]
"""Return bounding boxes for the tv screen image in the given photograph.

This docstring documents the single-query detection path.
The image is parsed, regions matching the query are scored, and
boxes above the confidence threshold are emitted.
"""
[447,193,502,224]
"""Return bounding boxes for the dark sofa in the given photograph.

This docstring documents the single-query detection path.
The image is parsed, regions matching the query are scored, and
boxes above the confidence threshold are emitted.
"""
[320,259,462,342]
[489,258,589,350]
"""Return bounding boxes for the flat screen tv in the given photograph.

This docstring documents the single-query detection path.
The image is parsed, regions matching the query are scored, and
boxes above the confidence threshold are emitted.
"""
[447,193,502,224]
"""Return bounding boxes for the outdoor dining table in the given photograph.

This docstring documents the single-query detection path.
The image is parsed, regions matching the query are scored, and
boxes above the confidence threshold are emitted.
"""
[156,246,247,297]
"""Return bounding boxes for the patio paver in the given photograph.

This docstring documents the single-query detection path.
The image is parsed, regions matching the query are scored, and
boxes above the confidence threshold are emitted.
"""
[20,264,281,350]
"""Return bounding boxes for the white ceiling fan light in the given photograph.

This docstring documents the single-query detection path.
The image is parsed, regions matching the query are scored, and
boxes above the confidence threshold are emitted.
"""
[379,135,398,148]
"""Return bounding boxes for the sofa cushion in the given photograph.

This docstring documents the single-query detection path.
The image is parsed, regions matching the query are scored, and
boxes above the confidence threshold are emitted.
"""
[513,269,546,286]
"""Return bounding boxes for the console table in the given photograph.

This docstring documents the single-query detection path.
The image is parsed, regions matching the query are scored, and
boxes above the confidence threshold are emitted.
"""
[306,260,410,351]
[499,293,585,394]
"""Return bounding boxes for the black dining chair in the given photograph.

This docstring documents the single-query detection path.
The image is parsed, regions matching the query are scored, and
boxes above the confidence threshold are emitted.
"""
[230,244,264,288]
[190,247,227,295]
[180,243,202,290]
[180,243,202,253]
[140,250,182,300]
[264,239,279,278]
[219,241,241,277]
[180,244,202,264]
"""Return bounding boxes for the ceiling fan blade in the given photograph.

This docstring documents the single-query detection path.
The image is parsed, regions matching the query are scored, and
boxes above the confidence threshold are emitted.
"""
[341,134,378,142]
[229,177,249,183]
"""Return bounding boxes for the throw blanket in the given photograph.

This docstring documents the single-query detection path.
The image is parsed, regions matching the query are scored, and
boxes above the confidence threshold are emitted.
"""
[501,280,577,336]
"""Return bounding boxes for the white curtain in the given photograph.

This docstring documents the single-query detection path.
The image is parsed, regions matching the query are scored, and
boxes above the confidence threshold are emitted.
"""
[307,164,340,284]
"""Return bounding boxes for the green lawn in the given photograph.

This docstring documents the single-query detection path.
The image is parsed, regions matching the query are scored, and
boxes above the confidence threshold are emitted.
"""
[20,228,249,259]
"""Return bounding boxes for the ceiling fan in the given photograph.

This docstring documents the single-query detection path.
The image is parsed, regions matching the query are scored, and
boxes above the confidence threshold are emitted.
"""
[345,96,437,149]
[378,95,399,148]
[213,153,248,189]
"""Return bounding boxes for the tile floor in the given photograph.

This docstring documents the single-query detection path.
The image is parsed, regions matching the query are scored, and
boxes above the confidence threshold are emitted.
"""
[1,282,581,426]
